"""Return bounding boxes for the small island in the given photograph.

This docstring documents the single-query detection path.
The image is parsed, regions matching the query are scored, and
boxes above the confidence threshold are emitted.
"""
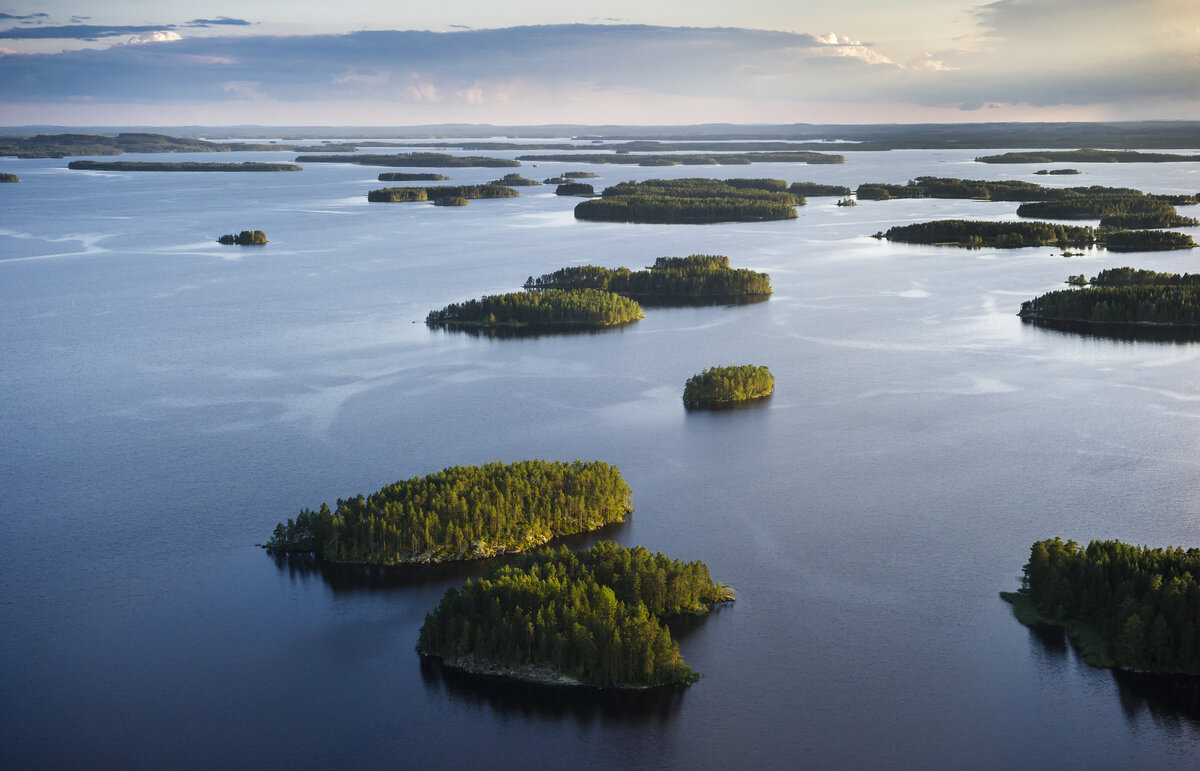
[416,542,734,687]
[575,178,800,224]
[367,184,518,203]
[68,160,301,172]
[877,220,1095,248]
[434,196,469,207]
[264,460,633,564]
[1019,268,1200,337]
[426,288,644,332]
[489,172,541,186]
[217,230,268,245]
[0,173,18,182]
[525,254,771,304]
[378,172,449,181]
[1035,168,1081,175]
[1003,538,1200,675]
[555,182,595,196]
[296,152,519,168]
[683,365,775,408]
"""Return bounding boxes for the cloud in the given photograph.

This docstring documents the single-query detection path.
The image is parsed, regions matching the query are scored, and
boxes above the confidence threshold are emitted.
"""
[221,80,264,99]
[128,31,183,45]
[0,24,178,40]
[333,69,390,87]
[0,12,48,21]
[186,18,253,28]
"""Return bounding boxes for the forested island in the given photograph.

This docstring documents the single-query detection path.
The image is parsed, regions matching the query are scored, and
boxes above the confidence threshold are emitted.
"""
[978,150,1200,164]
[789,182,852,197]
[0,173,17,182]
[416,542,734,687]
[264,460,633,563]
[378,172,449,181]
[434,196,470,207]
[367,184,518,203]
[1003,538,1200,675]
[1019,269,1200,337]
[855,176,1146,202]
[217,230,267,245]
[426,288,644,331]
[878,220,1095,248]
[489,173,541,186]
[555,182,595,196]
[683,365,775,408]
[295,152,519,168]
[1015,192,1198,229]
[0,131,354,158]
[68,160,301,172]
[525,255,771,304]
[516,151,844,166]
[575,178,800,224]
[1035,169,1081,175]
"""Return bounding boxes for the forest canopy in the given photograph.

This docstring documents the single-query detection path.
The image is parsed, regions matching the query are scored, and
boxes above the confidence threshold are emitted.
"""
[1004,538,1200,673]
[1019,268,1200,337]
[368,184,518,203]
[878,220,1094,248]
[416,542,734,687]
[426,288,644,330]
[683,365,775,408]
[264,460,634,564]
[524,255,771,303]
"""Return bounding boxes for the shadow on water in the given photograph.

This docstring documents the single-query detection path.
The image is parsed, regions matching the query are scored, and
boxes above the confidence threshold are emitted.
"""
[684,394,773,412]
[634,294,770,309]
[1020,316,1200,343]
[267,518,631,594]
[418,656,687,725]
[427,322,636,340]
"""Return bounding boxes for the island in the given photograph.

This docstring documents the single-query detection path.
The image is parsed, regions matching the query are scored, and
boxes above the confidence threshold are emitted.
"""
[489,173,541,186]
[295,152,519,168]
[574,178,800,224]
[416,541,734,687]
[877,220,1095,248]
[0,173,17,182]
[434,196,469,207]
[264,460,633,564]
[1003,538,1200,675]
[1035,168,1082,175]
[426,288,644,332]
[378,172,449,181]
[217,230,268,245]
[555,182,595,196]
[1015,192,1197,229]
[977,149,1200,164]
[525,254,771,305]
[0,131,355,158]
[789,182,852,197]
[683,365,775,408]
[1099,230,1196,252]
[367,184,518,203]
[516,151,844,165]
[68,161,301,172]
[1019,268,1200,337]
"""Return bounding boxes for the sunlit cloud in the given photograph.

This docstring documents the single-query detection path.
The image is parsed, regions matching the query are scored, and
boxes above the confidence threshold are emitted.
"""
[128,31,183,45]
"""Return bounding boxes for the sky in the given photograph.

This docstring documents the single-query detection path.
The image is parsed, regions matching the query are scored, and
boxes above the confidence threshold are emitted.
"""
[0,1,1197,126]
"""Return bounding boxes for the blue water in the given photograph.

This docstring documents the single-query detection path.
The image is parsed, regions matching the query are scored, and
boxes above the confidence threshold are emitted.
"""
[3,144,1200,768]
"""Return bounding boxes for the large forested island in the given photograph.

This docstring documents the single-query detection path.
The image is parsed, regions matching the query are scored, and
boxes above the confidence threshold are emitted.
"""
[378,172,449,181]
[878,220,1095,248]
[516,151,844,165]
[525,255,771,304]
[426,288,644,331]
[416,542,734,687]
[1015,191,1197,229]
[575,178,800,224]
[0,131,354,158]
[264,460,633,564]
[367,184,518,203]
[855,176,1157,202]
[1003,538,1200,675]
[683,365,775,408]
[1019,269,1200,337]
[68,160,301,172]
[977,149,1200,164]
[295,152,519,168]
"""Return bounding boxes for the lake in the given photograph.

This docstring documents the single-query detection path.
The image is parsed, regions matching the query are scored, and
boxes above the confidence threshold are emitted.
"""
[3,143,1200,769]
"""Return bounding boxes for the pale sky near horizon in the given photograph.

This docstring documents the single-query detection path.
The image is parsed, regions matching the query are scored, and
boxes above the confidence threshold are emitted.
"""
[1,1,1197,126]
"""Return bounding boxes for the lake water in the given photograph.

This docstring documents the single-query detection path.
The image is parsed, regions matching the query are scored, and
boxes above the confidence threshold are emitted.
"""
[3,143,1200,769]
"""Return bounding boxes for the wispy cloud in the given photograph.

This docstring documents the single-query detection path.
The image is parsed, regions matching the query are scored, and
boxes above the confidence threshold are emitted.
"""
[0,12,48,22]
[0,24,178,41]
[186,18,253,28]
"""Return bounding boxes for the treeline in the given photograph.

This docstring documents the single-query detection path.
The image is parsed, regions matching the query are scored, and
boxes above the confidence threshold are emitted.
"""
[575,178,800,224]
[378,172,448,181]
[217,230,267,245]
[978,149,1200,164]
[367,184,519,202]
[789,182,852,197]
[0,132,354,159]
[524,254,772,301]
[1088,268,1200,287]
[1019,285,1200,326]
[416,542,734,687]
[426,288,644,329]
[515,152,845,166]
[683,365,775,407]
[879,220,1095,248]
[1008,538,1200,673]
[1103,230,1196,252]
[67,161,301,172]
[265,460,633,564]
[296,153,520,168]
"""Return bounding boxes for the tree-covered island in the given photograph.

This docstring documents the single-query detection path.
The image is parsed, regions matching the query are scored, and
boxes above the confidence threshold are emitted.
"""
[1015,192,1198,229]
[1003,538,1200,674]
[789,182,852,197]
[416,542,734,687]
[878,220,1095,248]
[67,160,301,172]
[378,172,449,181]
[1035,169,1082,175]
[0,173,18,182]
[265,460,633,564]
[0,132,355,158]
[1019,268,1200,337]
[426,288,644,331]
[575,178,800,224]
[296,152,519,168]
[525,255,771,304]
[217,230,268,245]
[516,151,844,165]
[683,365,775,408]
[367,184,518,203]
[489,173,541,186]
[978,149,1200,164]
[556,182,595,196]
